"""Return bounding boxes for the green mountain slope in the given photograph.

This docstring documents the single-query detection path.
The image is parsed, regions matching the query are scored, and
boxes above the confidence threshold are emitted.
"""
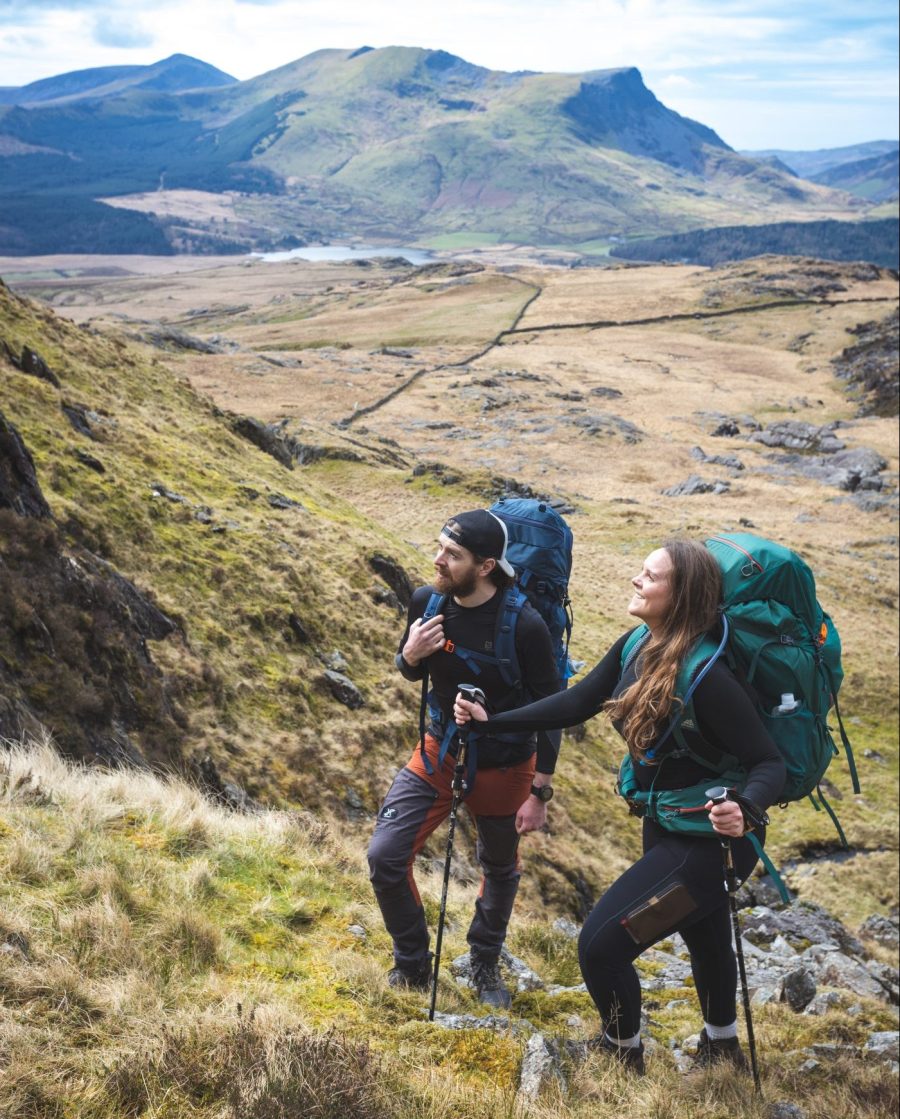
[810,150,899,203]
[0,46,867,254]
[0,53,236,106]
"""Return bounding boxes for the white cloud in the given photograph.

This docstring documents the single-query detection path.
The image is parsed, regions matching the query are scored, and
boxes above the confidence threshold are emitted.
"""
[92,13,154,49]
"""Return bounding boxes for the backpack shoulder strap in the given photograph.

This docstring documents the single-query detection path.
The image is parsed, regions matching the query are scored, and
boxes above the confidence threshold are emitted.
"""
[494,587,527,691]
[423,591,447,622]
[620,625,651,677]
[648,618,732,765]
[418,591,448,775]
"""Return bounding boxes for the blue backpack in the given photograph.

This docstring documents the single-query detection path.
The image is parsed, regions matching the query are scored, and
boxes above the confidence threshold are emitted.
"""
[417,499,575,773]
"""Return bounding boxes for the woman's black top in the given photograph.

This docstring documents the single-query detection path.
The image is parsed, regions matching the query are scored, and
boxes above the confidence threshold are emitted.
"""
[482,628,786,811]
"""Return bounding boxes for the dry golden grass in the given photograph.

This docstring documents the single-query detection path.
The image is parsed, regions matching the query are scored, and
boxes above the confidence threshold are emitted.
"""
[1,738,898,1119]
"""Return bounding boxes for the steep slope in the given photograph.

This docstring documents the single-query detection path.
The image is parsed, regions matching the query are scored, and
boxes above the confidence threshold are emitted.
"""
[0,278,425,805]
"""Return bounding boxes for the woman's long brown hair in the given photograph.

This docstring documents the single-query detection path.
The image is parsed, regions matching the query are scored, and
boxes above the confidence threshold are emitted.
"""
[605,538,722,763]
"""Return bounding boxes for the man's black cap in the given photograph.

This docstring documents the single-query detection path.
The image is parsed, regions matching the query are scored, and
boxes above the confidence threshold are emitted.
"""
[441,510,516,576]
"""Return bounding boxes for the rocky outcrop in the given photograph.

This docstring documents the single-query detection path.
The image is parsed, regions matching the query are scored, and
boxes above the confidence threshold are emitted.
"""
[368,554,416,609]
[0,413,185,767]
[1,341,61,388]
[662,474,731,496]
[749,420,847,453]
[0,410,52,518]
[427,903,899,1103]
[833,308,899,418]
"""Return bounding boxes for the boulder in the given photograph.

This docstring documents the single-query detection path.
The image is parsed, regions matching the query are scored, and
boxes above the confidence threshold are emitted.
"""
[20,346,61,388]
[518,1033,563,1101]
[662,474,730,496]
[782,967,817,1011]
[750,419,846,452]
[321,670,365,709]
[368,553,416,608]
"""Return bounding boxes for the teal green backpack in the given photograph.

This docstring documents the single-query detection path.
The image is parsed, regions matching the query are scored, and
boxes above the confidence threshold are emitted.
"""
[616,534,859,893]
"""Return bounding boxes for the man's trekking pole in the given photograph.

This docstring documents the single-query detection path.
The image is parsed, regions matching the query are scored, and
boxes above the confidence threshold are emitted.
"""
[706,786,762,1094]
[428,684,486,1022]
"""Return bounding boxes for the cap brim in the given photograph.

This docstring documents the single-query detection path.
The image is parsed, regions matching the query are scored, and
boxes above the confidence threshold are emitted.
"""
[498,557,516,577]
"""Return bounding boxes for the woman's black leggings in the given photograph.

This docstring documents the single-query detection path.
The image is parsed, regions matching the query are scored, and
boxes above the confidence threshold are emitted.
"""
[578,818,761,1039]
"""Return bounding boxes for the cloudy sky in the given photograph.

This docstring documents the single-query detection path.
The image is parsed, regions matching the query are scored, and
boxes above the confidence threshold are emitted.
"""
[0,0,897,151]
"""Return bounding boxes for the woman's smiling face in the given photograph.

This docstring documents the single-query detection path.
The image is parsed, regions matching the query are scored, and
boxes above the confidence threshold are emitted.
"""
[628,548,674,630]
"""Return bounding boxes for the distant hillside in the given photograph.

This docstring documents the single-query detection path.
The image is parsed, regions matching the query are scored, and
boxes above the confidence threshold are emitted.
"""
[810,150,899,203]
[609,217,900,269]
[0,46,865,255]
[744,141,899,180]
[0,54,236,106]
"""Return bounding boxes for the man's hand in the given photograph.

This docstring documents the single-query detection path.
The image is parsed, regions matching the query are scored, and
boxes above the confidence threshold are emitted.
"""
[402,614,445,667]
[516,795,547,835]
[453,694,488,724]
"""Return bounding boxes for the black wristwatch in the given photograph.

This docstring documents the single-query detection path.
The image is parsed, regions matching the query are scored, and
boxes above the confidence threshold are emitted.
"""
[530,784,554,802]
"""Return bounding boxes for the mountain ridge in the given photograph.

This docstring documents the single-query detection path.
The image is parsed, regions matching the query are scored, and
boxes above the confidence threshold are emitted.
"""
[0,45,873,255]
[0,54,237,106]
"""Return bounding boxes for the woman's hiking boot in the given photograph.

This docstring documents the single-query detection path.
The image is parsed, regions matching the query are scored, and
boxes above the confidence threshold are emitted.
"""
[587,1033,646,1075]
[694,1028,748,1069]
[387,955,433,992]
[471,954,512,1009]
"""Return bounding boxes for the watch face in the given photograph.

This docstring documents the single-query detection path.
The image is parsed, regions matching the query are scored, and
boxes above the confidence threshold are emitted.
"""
[533,785,553,802]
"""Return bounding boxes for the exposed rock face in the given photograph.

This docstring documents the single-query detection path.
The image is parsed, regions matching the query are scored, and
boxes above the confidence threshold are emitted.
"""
[0,411,52,518]
[368,553,416,608]
[833,308,899,417]
[749,420,846,453]
[232,416,295,469]
[763,447,889,492]
[0,413,184,766]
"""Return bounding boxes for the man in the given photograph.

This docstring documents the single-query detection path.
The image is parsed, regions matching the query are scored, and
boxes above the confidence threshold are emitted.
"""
[368,508,562,1008]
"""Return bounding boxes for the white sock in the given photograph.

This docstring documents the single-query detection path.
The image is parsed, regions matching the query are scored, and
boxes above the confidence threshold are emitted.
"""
[606,1030,642,1049]
[704,1021,738,1041]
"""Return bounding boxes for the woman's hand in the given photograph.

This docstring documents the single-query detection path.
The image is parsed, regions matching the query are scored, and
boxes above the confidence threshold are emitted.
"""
[454,694,488,725]
[705,798,746,837]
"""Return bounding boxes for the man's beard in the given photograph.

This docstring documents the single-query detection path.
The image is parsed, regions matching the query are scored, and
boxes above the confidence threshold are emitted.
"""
[434,567,478,599]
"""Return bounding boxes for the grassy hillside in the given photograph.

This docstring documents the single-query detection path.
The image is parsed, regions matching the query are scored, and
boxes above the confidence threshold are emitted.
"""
[0,254,897,1115]
[2,740,897,1119]
[810,151,900,204]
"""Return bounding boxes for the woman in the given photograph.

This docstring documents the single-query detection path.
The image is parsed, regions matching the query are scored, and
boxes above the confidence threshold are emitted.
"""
[454,538,785,1074]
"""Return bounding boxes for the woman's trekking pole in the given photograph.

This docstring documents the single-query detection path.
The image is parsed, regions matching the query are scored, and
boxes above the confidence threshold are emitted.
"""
[428,684,486,1022]
[705,786,763,1094]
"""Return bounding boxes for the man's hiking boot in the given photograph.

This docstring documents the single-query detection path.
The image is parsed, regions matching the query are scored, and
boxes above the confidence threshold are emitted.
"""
[587,1033,646,1075]
[471,955,512,1009]
[387,955,433,992]
[694,1029,748,1069]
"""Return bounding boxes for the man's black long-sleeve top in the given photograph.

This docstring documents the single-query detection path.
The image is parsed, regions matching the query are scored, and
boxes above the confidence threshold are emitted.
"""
[480,629,786,810]
[396,585,563,773]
